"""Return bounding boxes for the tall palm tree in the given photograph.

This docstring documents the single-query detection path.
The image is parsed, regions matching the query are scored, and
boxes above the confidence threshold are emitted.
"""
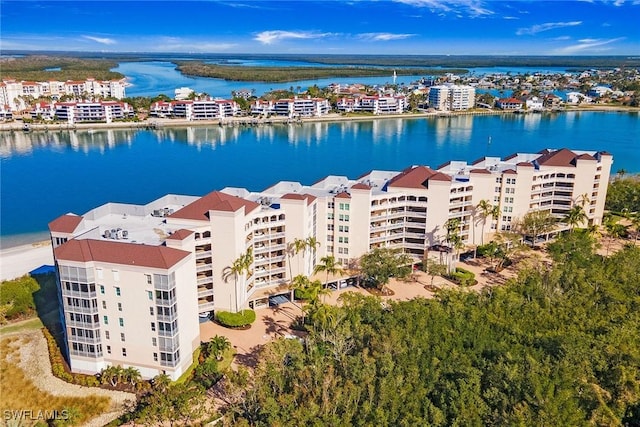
[313,255,344,290]
[476,199,494,245]
[306,236,321,271]
[444,218,463,272]
[223,248,253,312]
[290,274,312,324]
[564,205,587,232]
[604,215,628,256]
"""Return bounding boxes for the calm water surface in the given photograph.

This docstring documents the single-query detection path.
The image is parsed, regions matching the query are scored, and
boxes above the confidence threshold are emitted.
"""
[1,112,638,247]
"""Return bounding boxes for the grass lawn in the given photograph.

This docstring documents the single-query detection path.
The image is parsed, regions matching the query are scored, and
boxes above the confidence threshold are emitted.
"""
[175,347,202,384]
[0,317,43,335]
[0,334,110,426]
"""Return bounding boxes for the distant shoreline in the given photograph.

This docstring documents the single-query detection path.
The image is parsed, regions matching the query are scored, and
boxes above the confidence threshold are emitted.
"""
[1,105,638,133]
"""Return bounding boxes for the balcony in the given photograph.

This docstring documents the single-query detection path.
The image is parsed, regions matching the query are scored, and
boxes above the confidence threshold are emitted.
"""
[64,305,99,315]
[159,338,180,353]
[157,312,177,323]
[197,276,213,285]
[195,250,212,259]
[198,301,215,312]
[198,287,215,298]
[156,297,177,307]
[62,289,97,299]
[405,211,427,218]
[196,263,213,273]
[69,335,101,345]
[66,319,100,328]
[70,349,103,359]
[160,358,179,368]
[158,327,179,337]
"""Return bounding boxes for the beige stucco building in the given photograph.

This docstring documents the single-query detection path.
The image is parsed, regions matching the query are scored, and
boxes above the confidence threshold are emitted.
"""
[49,147,612,378]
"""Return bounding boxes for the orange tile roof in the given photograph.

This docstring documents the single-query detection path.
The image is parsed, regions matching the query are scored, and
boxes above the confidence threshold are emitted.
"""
[335,192,351,199]
[503,169,517,175]
[166,229,194,241]
[48,214,82,233]
[516,162,534,167]
[388,166,451,189]
[470,168,492,174]
[169,191,260,220]
[536,148,583,167]
[280,193,306,200]
[55,239,190,269]
[351,183,372,190]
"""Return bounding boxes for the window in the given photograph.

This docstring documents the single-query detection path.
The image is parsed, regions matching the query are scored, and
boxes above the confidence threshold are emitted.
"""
[495,187,501,193]
[327,202,335,209]
[119,318,124,327]
[97,268,104,280]
[145,274,152,285]
[99,285,105,295]
[496,177,502,183]
[327,245,334,252]
[151,322,156,332]
[149,307,154,316]
[105,331,110,340]
[147,291,153,301]
[327,213,334,220]
[494,196,500,203]
[339,203,350,211]
[153,352,158,362]
[106,345,111,354]
[115,287,121,296]
[339,225,350,233]
[102,301,106,309]
[327,235,334,242]
[152,337,157,347]
[122,348,127,357]
[103,316,109,325]
[120,333,125,342]
[112,270,120,281]
[327,224,334,231]
[117,302,122,312]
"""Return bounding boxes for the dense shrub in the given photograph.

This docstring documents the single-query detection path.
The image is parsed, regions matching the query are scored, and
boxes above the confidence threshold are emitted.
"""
[215,310,256,328]
[42,328,99,387]
[447,267,477,287]
[0,275,40,321]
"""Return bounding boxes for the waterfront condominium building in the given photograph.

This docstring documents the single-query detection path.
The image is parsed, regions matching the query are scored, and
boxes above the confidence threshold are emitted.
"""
[428,84,476,111]
[49,148,612,378]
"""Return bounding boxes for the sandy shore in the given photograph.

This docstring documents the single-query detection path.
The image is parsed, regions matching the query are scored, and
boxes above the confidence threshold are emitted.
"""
[0,240,54,281]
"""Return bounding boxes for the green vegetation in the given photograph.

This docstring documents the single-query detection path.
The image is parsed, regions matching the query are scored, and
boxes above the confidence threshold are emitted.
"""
[1,334,111,426]
[359,247,413,290]
[606,174,640,214]
[0,55,123,81]
[215,309,257,328]
[0,275,39,322]
[446,267,477,287]
[176,61,467,82]
[43,327,99,387]
[220,233,640,425]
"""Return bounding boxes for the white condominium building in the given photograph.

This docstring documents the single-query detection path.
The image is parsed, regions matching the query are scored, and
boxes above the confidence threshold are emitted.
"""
[52,101,134,124]
[149,99,240,120]
[428,84,476,110]
[336,95,407,114]
[0,78,127,110]
[50,148,612,379]
[250,97,330,118]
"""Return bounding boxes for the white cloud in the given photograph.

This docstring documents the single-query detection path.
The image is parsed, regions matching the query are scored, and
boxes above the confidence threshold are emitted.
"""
[358,33,415,41]
[516,21,582,36]
[82,35,116,45]
[552,36,572,41]
[254,30,332,45]
[554,37,625,54]
[393,0,493,17]
[503,16,519,20]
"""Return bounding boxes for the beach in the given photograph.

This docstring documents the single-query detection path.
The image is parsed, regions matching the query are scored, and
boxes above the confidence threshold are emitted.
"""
[0,240,54,281]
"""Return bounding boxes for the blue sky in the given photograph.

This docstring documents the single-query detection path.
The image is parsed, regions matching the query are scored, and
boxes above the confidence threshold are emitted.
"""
[1,0,639,55]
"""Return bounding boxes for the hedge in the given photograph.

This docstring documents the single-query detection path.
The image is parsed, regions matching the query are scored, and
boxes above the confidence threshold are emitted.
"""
[447,267,477,287]
[215,310,256,328]
[42,328,100,387]
[0,275,39,321]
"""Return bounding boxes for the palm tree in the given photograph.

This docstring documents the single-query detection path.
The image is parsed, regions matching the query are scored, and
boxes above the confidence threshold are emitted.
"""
[306,236,321,271]
[223,248,253,312]
[207,335,232,361]
[313,255,344,290]
[576,193,590,208]
[444,218,463,272]
[616,168,627,180]
[290,274,312,324]
[124,366,142,387]
[564,205,587,232]
[292,237,307,273]
[476,199,494,246]
[604,215,628,255]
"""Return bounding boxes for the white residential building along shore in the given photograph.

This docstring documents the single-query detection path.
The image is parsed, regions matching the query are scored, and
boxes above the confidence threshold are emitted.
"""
[49,148,612,379]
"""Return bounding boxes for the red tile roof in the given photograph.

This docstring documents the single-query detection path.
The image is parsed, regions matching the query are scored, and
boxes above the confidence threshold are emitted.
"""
[48,214,82,234]
[516,162,534,167]
[388,166,451,189]
[55,239,190,269]
[536,148,583,167]
[470,168,492,174]
[351,183,372,190]
[169,191,260,220]
[166,229,194,241]
[280,193,306,200]
[335,192,351,199]
[503,169,517,175]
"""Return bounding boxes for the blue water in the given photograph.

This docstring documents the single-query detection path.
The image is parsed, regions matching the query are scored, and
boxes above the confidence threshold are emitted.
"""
[115,61,430,98]
[1,111,637,247]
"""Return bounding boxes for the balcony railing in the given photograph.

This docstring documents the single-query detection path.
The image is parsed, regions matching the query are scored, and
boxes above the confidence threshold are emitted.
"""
[197,276,213,285]
[70,349,103,358]
[66,319,100,328]
[159,339,180,353]
[160,358,179,368]
[158,327,179,337]
[195,250,212,259]
[156,297,177,307]
[198,301,215,312]
[69,335,101,345]
[196,263,213,273]
[61,289,97,299]
[64,305,99,315]
[157,313,178,323]
[198,288,215,298]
